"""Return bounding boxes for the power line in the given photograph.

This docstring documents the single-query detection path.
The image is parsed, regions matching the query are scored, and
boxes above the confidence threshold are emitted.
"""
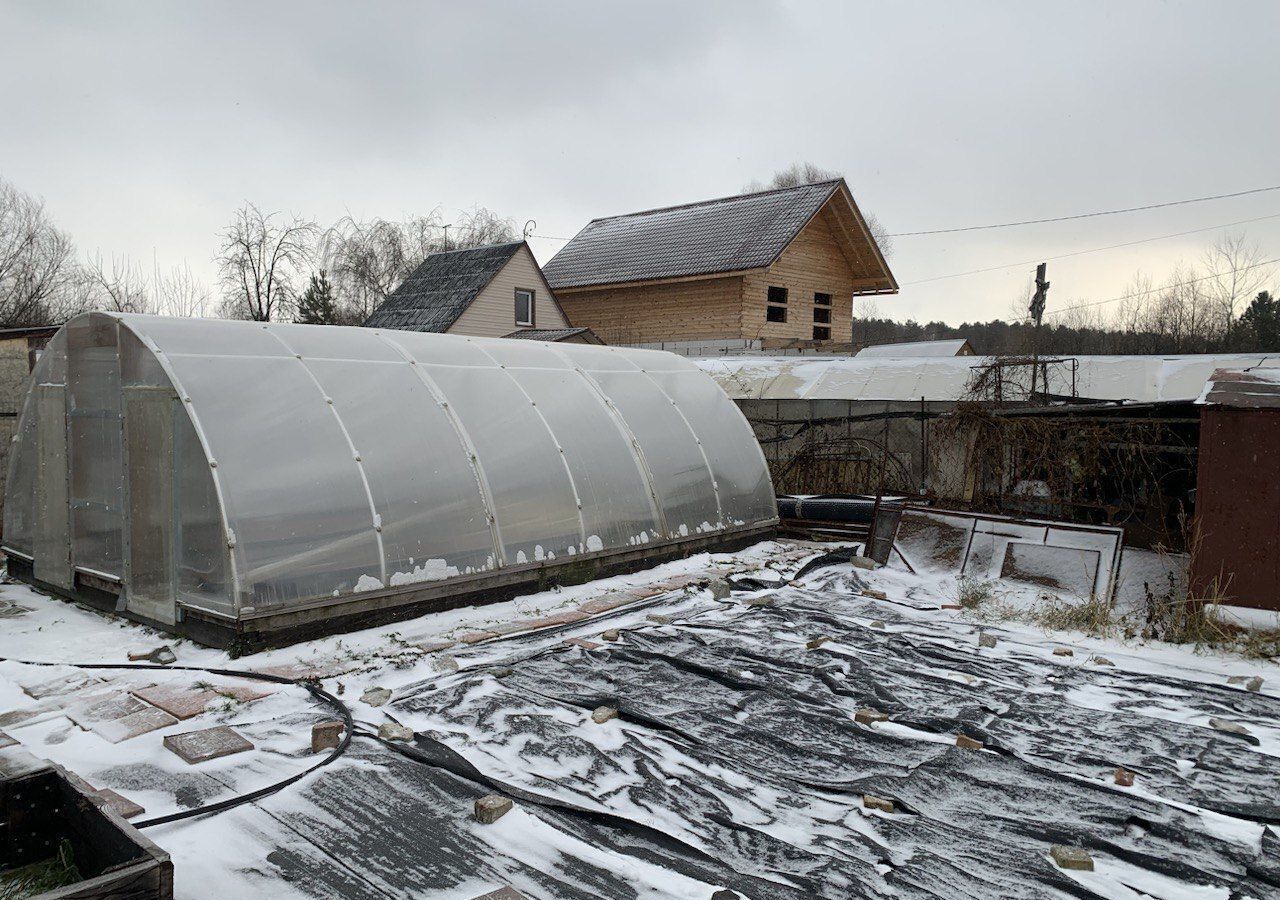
[890,183,1280,237]
[902,211,1280,286]
[1009,256,1280,323]
[526,233,574,242]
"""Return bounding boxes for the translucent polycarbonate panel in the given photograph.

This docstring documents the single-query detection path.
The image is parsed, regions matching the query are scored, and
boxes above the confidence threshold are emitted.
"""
[33,387,71,588]
[423,363,582,563]
[478,339,578,371]
[517,368,662,548]
[119,328,170,387]
[380,331,498,368]
[4,330,67,556]
[118,314,289,358]
[561,343,648,373]
[173,404,232,614]
[303,358,498,586]
[124,388,176,624]
[647,370,777,527]
[164,353,381,608]
[588,370,722,535]
[269,324,403,362]
[67,316,122,575]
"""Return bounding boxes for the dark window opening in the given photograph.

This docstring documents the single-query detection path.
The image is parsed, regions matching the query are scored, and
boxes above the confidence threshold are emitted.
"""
[766,305,787,323]
[814,292,832,306]
[813,326,831,341]
[813,307,831,324]
[515,289,535,327]
[767,286,788,305]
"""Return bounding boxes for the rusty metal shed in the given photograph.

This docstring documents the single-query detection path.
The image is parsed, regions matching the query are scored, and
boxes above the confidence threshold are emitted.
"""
[1192,367,1280,611]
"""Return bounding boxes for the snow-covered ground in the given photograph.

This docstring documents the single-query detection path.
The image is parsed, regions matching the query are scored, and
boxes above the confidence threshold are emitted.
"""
[1,541,1277,899]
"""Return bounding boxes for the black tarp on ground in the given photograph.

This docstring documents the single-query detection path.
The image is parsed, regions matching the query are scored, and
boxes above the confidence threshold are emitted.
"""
[259,566,1280,899]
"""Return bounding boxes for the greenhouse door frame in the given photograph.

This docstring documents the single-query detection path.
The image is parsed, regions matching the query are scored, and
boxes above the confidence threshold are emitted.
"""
[121,385,178,625]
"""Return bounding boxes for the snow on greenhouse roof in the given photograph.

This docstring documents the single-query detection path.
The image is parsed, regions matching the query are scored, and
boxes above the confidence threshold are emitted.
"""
[854,338,973,358]
[3,313,776,641]
[697,352,1280,403]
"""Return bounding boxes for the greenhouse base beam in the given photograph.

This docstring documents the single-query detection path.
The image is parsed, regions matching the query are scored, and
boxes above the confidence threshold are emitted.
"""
[197,524,776,653]
[5,525,776,653]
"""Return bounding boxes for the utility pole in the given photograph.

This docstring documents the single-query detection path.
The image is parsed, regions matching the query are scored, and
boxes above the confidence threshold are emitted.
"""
[1028,262,1049,399]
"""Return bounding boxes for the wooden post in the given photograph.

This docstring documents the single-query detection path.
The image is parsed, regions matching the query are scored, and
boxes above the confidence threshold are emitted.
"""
[1028,263,1049,399]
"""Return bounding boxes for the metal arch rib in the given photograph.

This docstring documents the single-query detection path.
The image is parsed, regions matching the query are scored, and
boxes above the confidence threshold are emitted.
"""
[464,341,589,551]
[542,343,668,540]
[119,323,243,613]
[372,332,507,568]
[262,327,388,586]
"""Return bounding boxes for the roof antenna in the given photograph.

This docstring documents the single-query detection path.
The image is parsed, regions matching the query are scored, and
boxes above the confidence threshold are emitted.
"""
[523,219,537,239]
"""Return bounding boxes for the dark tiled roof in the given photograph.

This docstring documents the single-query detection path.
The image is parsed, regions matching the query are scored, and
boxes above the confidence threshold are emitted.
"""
[363,241,524,332]
[542,181,842,290]
[501,327,598,343]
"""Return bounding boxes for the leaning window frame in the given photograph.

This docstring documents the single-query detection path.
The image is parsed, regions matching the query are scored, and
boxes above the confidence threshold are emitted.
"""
[514,288,536,327]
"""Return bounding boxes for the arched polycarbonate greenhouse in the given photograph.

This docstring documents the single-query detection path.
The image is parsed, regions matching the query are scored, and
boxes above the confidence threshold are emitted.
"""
[2,313,776,646]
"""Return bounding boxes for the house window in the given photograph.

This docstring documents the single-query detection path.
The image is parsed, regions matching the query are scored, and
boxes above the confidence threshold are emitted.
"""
[814,292,831,306]
[514,289,535,327]
[813,307,831,324]
[813,326,831,341]
[766,285,787,323]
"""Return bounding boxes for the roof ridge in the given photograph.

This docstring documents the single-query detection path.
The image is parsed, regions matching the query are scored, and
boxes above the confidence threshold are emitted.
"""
[424,239,525,258]
[582,179,843,227]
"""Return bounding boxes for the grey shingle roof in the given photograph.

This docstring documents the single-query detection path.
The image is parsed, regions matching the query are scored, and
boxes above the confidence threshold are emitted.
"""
[500,327,598,343]
[542,180,842,290]
[363,241,524,332]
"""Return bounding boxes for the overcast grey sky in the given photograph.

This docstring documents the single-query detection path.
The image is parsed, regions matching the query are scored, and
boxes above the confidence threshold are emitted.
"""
[3,0,1278,324]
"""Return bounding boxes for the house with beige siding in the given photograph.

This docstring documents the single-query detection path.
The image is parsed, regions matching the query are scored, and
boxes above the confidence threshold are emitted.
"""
[542,179,896,352]
[363,241,600,343]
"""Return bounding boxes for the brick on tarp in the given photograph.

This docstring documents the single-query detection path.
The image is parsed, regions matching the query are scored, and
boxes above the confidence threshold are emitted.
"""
[415,640,456,654]
[562,637,603,650]
[97,789,145,819]
[862,589,888,601]
[955,734,984,750]
[312,721,344,753]
[130,683,271,720]
[979,633,998,649]
[68,692,179,744]
[591,706,619,724]
[855,708,888,725]
[1114,766,1135,787]
[164,725,254,764]
[1049,845,1094,871]
[862,795,894,813]
[474,794,513,824]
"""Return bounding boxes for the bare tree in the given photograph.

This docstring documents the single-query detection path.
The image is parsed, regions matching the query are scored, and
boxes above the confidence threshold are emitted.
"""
[83,252,152,314]
[153,260,210,317]
[1200,231,1273,342]
[217,203,317,321]
[321,206,516,323]
[743,162,893,258]
[321,213,443,323]
[0,177,82,326]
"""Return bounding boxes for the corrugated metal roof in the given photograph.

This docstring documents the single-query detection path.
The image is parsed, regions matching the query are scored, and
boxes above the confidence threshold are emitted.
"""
[855,339,973,358]
[500,327,598,343]
[363,241,524,332]
[542,181,842,289]
[1197,367,1280,408]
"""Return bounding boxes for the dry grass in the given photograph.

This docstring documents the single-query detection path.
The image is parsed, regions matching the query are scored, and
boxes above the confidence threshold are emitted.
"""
[1033,594,1116,639]
[956,577,993,610]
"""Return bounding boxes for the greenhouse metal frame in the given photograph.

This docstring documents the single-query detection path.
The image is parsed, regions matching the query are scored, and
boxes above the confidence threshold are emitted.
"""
[3,313,777,647]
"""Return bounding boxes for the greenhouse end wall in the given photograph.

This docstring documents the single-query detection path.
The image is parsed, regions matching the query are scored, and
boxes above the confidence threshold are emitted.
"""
[3,313,777,646]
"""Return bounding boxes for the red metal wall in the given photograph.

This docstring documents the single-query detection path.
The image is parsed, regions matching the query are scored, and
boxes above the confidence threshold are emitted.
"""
[1192,407,1280,610]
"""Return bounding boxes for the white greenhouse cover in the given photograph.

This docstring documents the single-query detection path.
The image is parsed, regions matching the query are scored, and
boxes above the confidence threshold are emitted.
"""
[3,314,776,619]
[696,352,1280,403]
